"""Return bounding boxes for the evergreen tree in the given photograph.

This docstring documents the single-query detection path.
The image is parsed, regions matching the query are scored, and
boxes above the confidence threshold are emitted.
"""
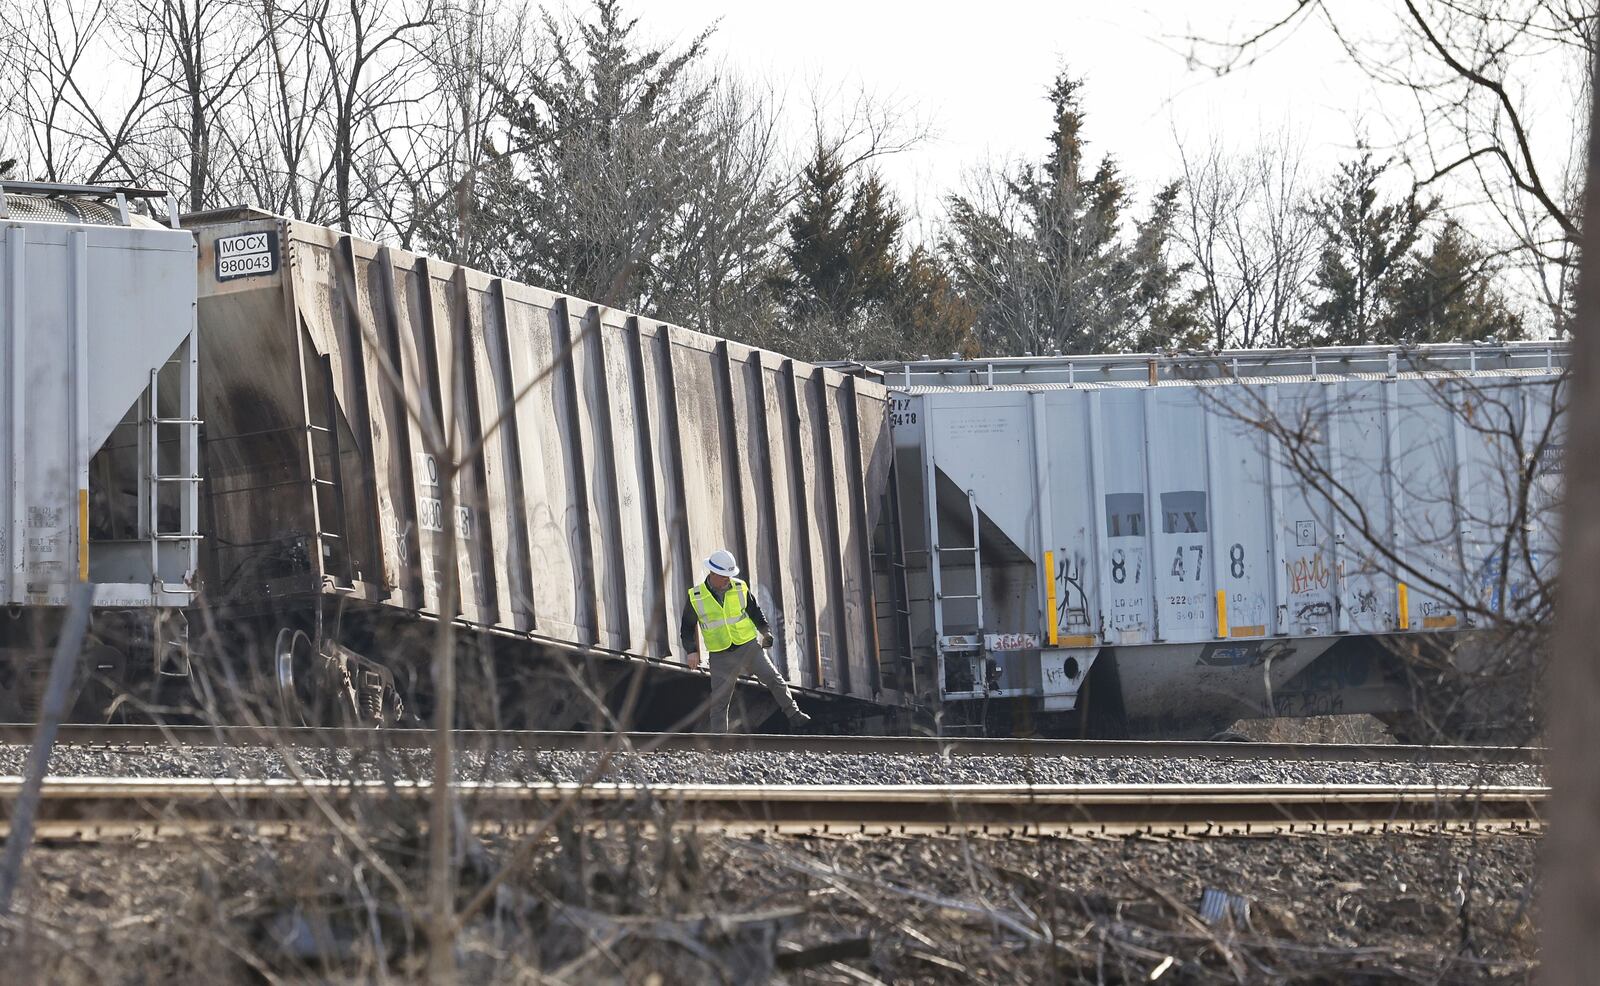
[1384,221,1524,341]
[779,145,903,325]
[1122,181,1208,351]
[889,246,979,358]
[943,71,1195,355]
[842,173,903,312]
[485,1,785,334]
[1306,151,1432,344]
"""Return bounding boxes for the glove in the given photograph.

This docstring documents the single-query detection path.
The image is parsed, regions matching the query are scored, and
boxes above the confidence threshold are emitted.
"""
[760,632,774,649]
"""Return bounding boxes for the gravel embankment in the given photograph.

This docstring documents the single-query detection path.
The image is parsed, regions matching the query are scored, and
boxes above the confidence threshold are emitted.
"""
[0,743,1543,787]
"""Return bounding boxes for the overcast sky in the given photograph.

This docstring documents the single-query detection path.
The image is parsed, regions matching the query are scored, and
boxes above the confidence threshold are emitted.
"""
[643,0,1404,219]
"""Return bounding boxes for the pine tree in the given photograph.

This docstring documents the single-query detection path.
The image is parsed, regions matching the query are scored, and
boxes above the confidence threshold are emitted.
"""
[1306,151,1432,344]
[842,173,903,313]
[779,145,903,325]
[943,70,1195,355]
[485,0,785,333]
[1384,221,1524,342]
[890,247,979,358]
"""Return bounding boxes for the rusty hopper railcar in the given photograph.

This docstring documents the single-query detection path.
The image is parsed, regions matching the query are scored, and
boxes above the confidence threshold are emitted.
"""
[876,346,1565,738]
[184,208,899,726]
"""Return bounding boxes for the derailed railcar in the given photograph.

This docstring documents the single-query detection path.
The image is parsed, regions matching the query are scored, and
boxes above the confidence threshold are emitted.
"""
[878,347,1565,737]
[185,208,897,724]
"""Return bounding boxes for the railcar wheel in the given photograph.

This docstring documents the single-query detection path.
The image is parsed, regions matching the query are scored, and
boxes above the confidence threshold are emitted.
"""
[274,628,351,727]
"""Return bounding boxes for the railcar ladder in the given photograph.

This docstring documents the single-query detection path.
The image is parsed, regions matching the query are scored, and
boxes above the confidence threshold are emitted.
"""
[304,353,356,592]
[930,487,987,711]
[141,332,203,599]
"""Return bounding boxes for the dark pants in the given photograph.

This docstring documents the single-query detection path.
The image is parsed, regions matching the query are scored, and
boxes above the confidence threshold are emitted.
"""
[706,640,800,732]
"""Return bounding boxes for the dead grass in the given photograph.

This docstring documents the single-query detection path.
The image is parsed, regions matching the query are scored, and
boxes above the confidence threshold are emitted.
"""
[1224,714,1396,745]
[2,822,1539,984]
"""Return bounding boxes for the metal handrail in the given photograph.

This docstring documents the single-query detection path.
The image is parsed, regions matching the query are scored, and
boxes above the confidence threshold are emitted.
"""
[876,340,1569,390]
[0,180,181,227]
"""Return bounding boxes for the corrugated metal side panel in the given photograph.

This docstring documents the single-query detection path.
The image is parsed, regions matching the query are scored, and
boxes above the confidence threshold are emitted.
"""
[1039,391,1099,644]
[500,280,583,641]
[824,371,863,695]
[793,369,834,688]
[740,350,788,676]
[760,355,811,685]
[351,244,408,604]
[1095,390,1151,643]
[640,322,691,656]
[459,267,517,629]
[1202,396,1273,639]
[844,374,889,696]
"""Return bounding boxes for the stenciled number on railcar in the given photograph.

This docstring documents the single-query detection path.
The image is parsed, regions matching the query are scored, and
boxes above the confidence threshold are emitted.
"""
[1111,549,1126,584]
[888,397,917,427]
[1229,542,1246,578]
[418,496,472,540]
[1169,544,1204,582]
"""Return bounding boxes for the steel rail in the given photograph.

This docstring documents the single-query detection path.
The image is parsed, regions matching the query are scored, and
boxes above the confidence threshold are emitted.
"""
[0,723,1543,766]
[0,777,1547,839]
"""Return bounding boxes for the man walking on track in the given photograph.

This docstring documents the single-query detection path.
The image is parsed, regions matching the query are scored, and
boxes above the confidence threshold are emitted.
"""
[681,549,812,732]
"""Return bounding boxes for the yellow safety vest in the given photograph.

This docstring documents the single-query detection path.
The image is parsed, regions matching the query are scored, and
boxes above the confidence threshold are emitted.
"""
[688,578,759,652]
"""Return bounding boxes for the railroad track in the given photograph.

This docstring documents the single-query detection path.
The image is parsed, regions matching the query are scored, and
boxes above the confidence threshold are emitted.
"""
[0,776,1547,840]
[0,723,1544,766]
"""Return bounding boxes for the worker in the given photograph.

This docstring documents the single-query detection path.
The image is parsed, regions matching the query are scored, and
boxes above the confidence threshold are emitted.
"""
[681,549,812,732]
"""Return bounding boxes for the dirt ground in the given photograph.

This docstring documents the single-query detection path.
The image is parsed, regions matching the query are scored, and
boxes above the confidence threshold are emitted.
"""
[2,824,1538,984]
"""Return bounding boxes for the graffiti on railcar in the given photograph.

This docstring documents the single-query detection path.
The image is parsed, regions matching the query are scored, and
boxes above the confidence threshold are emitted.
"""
[1476,550,1542,614]
[1285,552,1338,595]
[1271,645,1374,718]
[1054,552,1092,633]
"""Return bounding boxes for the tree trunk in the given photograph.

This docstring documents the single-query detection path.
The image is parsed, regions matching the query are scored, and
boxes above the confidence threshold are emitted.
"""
[1543,28,1600,986]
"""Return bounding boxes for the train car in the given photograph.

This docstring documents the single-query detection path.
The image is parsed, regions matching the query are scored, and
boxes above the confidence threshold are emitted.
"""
[876,346,1565,737]
[181,205,899,727]
[0,183,200,719]
[0,179,1570,738]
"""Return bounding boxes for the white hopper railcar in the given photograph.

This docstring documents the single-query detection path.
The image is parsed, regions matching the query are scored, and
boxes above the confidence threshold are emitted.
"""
[877,346,1564,737]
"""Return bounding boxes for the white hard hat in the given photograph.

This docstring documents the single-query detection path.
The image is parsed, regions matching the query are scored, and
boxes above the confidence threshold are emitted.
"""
[706,549,739,577]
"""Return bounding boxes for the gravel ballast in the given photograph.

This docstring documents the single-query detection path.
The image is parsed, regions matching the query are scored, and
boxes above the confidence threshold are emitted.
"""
[0,742,1543,787]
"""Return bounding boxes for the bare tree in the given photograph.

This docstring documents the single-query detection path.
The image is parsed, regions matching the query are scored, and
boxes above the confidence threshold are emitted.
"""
[1176,130,1319,349]
[301,0,435,231]
[1182,345,1563,747]
[122,0,266,210]
[217,0,336,217]
[3,0,163,183]
[1187,1,1596,333]
[380,0,533,262]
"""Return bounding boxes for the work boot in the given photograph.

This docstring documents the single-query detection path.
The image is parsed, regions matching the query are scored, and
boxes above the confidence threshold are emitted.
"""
[788,709,813,728]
